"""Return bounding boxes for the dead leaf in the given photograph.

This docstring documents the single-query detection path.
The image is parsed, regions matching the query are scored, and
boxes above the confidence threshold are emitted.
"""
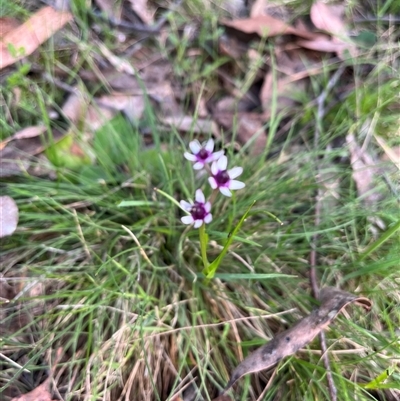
[309,1,356,59]
[11,379,55,401]
[0,6,73,70]
[61,90,87,125]
[96,93,145,123]
[0,17,21,38]
[0,125,47,150]
[222,15,317,40]
[161,115,218,136]
[310,1,346,37]
[0,196,19,237]
[0,128,64,177]
[222,287,371,393]
[128,0,155,25]
[61,91,117,131]
[11,348,63,401]
[346,132,383,208]
[296,37,349,54]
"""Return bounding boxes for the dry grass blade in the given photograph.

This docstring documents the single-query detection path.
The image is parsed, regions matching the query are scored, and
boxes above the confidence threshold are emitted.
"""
[222,287,371,394]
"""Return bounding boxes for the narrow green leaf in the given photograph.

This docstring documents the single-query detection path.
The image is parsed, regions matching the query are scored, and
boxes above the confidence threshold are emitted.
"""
[118,200,156,207]
[212,273,297,280]
[358,219,400,261]
[203,200,256,278]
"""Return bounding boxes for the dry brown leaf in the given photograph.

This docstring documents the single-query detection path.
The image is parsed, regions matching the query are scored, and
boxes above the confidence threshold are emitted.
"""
[0,196,19,238]
[222,15,316,40]
[346,133,383,208]
[222,287,371,393]
[61,91,88,125]
[61,92,117,131]
[11,348,63,401]
[296,37,349,54]
[11,379,55,401]
[310,1,346,37]
[0,6,73,70]
[0,125,47,150]
[0,128,64,177]
[96,93,145,123]
[309,1,356,59]
[0,17,21,38]
[161,115,218,136]
[128,0,155,25]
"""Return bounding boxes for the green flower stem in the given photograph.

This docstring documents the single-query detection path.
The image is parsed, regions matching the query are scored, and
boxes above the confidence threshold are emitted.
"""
[199,223,209,271]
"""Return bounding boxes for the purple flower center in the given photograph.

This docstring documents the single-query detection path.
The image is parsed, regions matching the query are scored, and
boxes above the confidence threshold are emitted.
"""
[197,148,209,160]
[190,202,208,220]
[214,170,230,185]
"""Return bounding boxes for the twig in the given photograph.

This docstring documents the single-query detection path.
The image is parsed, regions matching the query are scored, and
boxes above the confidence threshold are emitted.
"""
[310,65,346,401]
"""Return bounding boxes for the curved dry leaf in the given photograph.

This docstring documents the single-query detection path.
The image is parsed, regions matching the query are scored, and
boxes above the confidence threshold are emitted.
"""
[310,1,346,36]
[11,348,63,401]
[223,287,371,393]
[222,15,316,40]
[296,38,349,53]
[0,6,73,70]
[0,196,19,237]
[0,17,21,38]
[128,0,155,25]
[0,125,47,151]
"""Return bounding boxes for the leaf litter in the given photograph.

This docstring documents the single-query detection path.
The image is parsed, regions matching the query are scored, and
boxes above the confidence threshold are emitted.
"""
[220,287,372,395]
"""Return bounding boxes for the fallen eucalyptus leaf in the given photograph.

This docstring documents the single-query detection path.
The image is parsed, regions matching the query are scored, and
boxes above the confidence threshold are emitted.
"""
[223,287,371,393]
[0,196,19,237]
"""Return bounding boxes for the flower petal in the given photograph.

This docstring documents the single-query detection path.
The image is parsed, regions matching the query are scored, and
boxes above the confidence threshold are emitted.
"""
[194,219,203,228]
[204,213,212,224]
[217,155,228,170]
[184,152,197,161]
[210,150,224,161]
[208,177,217,189]
[205,138,214,152]
[180,200,192,211]
[228,166,243,179]
[181,215,194,225]
[189,140,201,154]
[204,201,211,213]
[220,186,232,197]
[229,180,245,190]
[211,161,219,175]
[195,189,205,203]
[193,161,204,170]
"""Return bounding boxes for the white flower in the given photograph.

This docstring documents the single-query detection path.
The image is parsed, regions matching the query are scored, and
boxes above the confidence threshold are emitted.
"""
[180,189,212,228]
[208,155,245,197]
[184,138,224,170]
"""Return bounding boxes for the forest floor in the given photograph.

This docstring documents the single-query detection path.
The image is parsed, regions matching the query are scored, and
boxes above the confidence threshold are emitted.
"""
[0,1,399,400]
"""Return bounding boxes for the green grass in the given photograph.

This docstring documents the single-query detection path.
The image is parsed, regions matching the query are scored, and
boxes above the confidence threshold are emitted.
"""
[1,1,400,400]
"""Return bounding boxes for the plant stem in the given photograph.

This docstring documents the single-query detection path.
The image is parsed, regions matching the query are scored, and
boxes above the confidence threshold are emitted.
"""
[199,224,209,271]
